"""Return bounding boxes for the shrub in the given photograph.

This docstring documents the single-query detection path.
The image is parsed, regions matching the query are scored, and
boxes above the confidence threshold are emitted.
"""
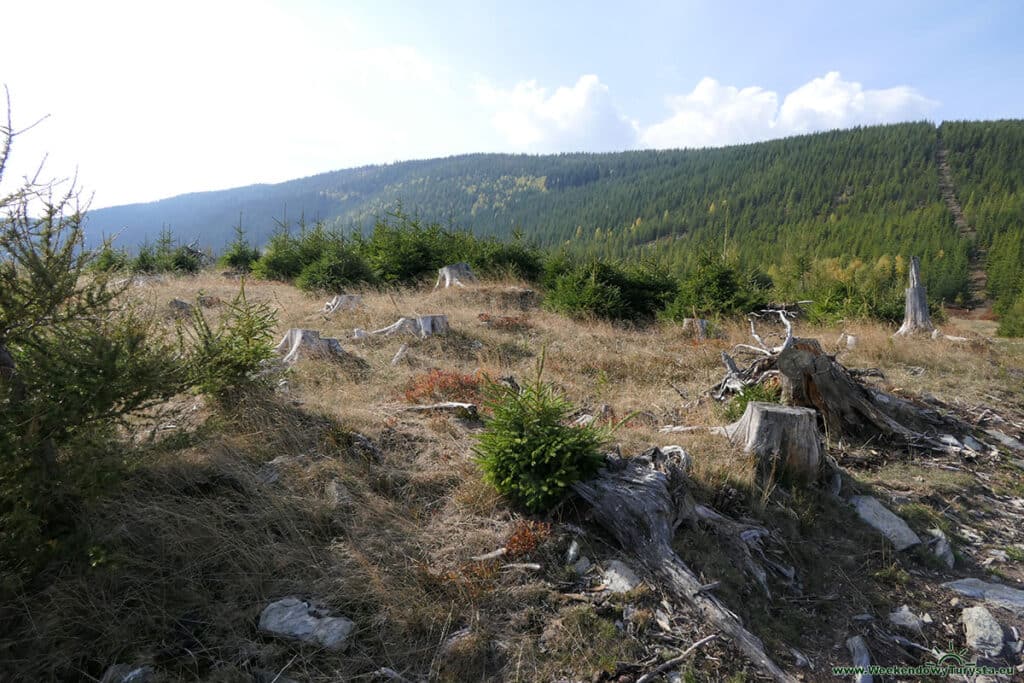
[545,260,677,321]
[997,291,1024,337]
[295,244,375,293]
[1,118,182,586]
[183,284,278,400]
[663,252,763,320]
[474,358,607,512]
[90,243,129,272]
[359,211,447,285]
[722,381,782,422]
[218,222,261,273]
[403,368,482,404]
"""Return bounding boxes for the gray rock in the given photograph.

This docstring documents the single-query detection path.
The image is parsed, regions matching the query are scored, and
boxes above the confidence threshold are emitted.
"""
[944,578,1024,616]
[259,597,355,650]
[850,496,922,550]
[573,556,592,575]
[168,298,194,316]
[962,605,1004,657]
[101,665,155,683]
[929,528,955,568]
[324,479,353,508]
[888,605,924,633]
[602,559,642,593]
[845,635,873,683]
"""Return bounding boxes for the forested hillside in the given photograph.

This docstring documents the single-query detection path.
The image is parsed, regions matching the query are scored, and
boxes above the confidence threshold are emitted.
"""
[85,121,1024,307]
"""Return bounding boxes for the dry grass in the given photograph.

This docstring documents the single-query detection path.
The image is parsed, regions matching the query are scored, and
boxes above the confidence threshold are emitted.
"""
[4,272,1024,681]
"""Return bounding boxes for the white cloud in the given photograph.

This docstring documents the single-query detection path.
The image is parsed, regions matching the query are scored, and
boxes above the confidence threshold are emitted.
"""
[476,74,637,152]
[640,71,938,149]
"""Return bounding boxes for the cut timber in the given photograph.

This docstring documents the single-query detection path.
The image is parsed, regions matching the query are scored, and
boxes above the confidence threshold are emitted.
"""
[681,318,709,340]
[404,401,479,419]
[354,315,449,339]
[274,329,347,365]
[894,256,934,336]
[573,453,794,682]
[434,263,478,289]
[323,294,363,314]
[723,402,822,483]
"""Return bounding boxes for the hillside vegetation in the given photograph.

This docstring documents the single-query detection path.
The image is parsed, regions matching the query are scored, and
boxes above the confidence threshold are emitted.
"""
[86,121,1024,314]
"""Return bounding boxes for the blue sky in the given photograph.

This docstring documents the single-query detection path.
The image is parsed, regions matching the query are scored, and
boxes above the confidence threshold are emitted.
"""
[2,0,1021,207]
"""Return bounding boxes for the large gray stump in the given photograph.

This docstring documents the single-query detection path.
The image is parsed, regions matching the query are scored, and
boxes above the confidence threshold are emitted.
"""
[724,402,822,482]
[894,256,934,336]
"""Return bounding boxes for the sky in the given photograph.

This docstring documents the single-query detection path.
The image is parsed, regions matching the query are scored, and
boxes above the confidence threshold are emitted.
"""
[1,0,1022,208]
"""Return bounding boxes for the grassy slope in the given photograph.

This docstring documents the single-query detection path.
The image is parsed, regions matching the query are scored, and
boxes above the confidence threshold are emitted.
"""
[4,274,1024,682]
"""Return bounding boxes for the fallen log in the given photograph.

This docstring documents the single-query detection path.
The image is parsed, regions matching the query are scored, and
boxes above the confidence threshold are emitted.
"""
[572,452,794,682]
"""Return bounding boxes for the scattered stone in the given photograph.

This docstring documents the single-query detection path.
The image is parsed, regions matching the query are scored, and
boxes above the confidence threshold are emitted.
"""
[435,262,478,289]
[845,635,872,683]
[197,294,221,307]
[928,527,955,568]
[888,605,924,633]
[962,605,1004,657]
[852,614,874,622]
[573,556,592,575]
[791,648,811,668]
[258,597,355,650]
[168,298,194,316]
[850,496,921,550]
[258,455,304,485]
[602,559,642,593]
[274,329,348,365]
[944,578,1024,616]
[101,664,155,683]
[324,480,354,509]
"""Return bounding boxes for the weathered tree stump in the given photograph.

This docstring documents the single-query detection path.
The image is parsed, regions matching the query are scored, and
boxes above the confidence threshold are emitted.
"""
[353,315,449,339]
[894,256,934,337]
[681,318,709,340]
[274,329,347,365]
[323,294,363,314]
[434,263,478,289]
[723,402,822,482]
[573,453,794,682]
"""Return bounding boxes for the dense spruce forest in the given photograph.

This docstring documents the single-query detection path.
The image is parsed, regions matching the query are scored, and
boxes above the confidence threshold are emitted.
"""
[86,120,1024,318]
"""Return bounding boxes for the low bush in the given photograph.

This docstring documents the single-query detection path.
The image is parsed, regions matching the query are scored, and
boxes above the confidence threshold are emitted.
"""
[722,381,782,422]
[182,284,278,400]
[474,358,607,512]
[295,244,375,293]
[997,291,1024,337]
[218,223,261,273]
[544,260,677,321]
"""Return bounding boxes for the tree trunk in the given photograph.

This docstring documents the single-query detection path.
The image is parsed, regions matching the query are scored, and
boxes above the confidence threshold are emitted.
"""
[681,318,709,340]
[723,402,822,483]
[274,329,347,365]
[776,343,965,449]
[894,256,934,336]
[573,454,794,682]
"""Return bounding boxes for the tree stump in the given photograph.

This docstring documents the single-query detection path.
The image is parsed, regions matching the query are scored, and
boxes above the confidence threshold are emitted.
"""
[323,294,363,314]
[681,318,709,340]
[353,315,449,339]
[434,263,478,289]
[572,454,794,682]
[723,402,822,483]
[894,256,934,336]
[274,329,347,365]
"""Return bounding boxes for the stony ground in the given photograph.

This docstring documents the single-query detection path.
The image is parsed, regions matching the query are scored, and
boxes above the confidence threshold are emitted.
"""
[3,273,1024,683]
